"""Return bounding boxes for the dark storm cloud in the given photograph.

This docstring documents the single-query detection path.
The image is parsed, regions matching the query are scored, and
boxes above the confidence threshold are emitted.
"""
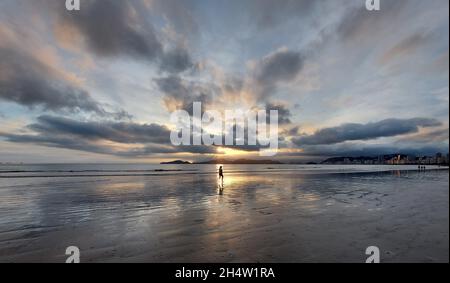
[28,115,171,144]
[254,49,305,100]
[1,131,217,157]
[256,49,304,85]
[0,47,104,114]
[60,0,161,59]
[160,48,195,74]
[54,0,193,73]
[154,75,218,114]
[286,126,300,136]
[2,132,116,155]
[266,102,292,124]
[293,118,442,146]
[0,115,218,157]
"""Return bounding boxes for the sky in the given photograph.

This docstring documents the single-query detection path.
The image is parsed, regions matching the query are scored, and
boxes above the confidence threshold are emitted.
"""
[0,0,448,163]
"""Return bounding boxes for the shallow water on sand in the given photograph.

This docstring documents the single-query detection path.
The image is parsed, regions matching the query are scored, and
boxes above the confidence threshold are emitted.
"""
[0,165,448,262]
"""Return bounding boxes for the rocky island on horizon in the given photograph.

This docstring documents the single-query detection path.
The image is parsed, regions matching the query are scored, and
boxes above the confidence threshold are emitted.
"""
[160,160,192,165]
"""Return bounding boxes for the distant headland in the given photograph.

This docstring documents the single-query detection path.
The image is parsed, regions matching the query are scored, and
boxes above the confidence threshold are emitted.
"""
[160,160,192,165]
[160,152,449,166]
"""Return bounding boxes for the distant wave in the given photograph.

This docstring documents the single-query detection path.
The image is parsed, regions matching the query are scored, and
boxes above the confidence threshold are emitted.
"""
[0,169,196,173]
[0,166,447,179]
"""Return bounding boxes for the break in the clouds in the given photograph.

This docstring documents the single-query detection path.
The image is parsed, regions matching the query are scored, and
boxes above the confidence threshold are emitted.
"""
[0,0,448,162]
[294,118,442,146]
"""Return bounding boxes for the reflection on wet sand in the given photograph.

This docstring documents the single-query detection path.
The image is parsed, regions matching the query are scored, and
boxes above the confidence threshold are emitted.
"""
[0,170,448,262]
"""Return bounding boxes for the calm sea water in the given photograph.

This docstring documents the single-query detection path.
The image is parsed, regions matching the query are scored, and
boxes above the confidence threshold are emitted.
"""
[0,163,445,178]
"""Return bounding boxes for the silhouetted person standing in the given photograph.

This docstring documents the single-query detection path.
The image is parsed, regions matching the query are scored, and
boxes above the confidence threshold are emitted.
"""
[219,166,224,183]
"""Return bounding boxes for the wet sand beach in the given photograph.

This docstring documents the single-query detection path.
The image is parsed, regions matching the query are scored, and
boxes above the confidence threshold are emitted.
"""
[0,165,448,263]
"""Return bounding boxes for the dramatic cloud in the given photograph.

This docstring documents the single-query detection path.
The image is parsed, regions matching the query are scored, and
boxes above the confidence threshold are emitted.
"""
[60,0,161,58]
[266,102,292,124]
[0,0,448,162]
[154,75,219,113]
[160,48,195,74]
[293,118,442,146]
[2,132,116,156]
[2,131,217,157]
[0,115,218,157]
[0,47,104,114]
[28,115,171,144]
[256,49,304,84]
[254,49,305,100]
[54,0,194,73]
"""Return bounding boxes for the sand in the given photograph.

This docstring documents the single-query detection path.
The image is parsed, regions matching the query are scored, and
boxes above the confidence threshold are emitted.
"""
[0,166,448,263]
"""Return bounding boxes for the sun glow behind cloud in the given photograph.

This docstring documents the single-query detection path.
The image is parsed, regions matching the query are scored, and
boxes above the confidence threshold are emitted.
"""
[0,0,448,163]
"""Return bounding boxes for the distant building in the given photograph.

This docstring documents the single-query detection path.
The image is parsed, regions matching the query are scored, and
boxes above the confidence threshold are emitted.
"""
[321,152,449,165]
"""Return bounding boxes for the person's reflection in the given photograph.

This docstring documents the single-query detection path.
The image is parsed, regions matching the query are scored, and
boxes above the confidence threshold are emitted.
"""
[218,184,224,195]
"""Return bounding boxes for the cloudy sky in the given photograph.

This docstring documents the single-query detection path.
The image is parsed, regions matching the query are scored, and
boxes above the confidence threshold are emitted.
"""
[0,0,448,163]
